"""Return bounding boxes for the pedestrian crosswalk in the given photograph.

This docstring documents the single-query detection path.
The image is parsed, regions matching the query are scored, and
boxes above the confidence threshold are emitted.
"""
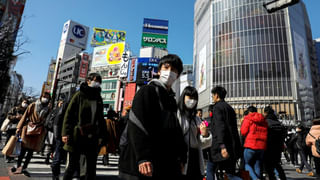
[1,138,120,179]
[25,153,119,178]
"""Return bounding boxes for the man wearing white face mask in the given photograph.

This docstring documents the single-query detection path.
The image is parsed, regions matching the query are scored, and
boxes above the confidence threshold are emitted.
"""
[61,73,107,180]
[177,86,212,180]
[119,54,187,180]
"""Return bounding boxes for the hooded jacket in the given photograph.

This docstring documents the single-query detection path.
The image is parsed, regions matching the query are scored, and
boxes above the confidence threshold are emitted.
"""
[241,112,268,150]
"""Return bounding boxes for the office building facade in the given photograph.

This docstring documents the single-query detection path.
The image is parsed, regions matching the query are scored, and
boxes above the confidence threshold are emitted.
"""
[194,0,315,124]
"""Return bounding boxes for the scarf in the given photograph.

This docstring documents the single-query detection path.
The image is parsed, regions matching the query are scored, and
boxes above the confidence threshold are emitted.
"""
[35,99,49,120]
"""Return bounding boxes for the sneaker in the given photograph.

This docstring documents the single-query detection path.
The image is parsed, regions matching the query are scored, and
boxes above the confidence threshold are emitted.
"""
[296,168,302,173]
[307,171,314,177]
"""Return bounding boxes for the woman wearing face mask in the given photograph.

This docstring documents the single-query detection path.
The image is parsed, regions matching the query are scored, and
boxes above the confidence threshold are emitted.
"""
[11,92,51,177]
[177,86,212,180]
[4,98,29,163]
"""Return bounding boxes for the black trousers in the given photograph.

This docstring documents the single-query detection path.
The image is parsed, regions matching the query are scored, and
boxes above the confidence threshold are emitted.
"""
[184,148,203,180]
[63,150,97,180]
[17,147,34,169]
[265,158,286,180]
[313,156,320,176]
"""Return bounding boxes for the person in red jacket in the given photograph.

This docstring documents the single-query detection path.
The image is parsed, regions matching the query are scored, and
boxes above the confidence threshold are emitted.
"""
[241,106,268,180]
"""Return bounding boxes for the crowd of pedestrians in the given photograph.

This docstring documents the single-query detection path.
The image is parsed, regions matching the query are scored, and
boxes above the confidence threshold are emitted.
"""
[1,54,320,180]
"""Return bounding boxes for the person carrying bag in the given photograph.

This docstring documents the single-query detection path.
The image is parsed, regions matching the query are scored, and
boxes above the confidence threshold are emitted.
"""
[11,93,51,176]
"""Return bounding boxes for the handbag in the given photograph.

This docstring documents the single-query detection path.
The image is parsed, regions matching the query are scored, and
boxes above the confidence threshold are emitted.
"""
[1,118,10,132]
[2,135,18,156]
[26,121,43,135]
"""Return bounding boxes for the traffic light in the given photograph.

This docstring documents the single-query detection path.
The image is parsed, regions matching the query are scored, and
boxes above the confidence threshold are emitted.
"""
[263,0,300,13]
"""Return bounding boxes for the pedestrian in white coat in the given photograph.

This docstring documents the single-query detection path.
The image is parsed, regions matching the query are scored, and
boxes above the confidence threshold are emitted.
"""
[177,86,212,180]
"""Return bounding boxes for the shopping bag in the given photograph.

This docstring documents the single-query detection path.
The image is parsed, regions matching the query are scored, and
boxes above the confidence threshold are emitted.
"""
[1,135,18,156]
[10,137,22,157]
[1,118,10,132]
[99,146,107,155]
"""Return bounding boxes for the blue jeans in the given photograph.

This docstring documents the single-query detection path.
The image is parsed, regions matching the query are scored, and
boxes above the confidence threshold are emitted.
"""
[206,161,217,180]
[51,138,64,176]
[244,148,264,180]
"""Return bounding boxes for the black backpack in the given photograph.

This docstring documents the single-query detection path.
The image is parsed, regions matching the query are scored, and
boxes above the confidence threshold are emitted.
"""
[308,133,320,154]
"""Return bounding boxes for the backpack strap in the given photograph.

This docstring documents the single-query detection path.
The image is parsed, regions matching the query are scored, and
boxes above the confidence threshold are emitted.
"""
[309,132,317,140]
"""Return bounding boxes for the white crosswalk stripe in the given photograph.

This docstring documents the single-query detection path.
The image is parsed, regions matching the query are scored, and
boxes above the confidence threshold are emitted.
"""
[25,153,119,177]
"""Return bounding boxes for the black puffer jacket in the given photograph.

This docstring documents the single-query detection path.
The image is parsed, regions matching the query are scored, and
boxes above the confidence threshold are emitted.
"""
[119,80,187,178]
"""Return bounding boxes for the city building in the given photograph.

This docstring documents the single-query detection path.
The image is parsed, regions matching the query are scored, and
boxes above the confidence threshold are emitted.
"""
[179,64,194,94]
[51,20,89,101]
[194,0,315,125]
[55,52,91,101]
[316,39,320,74]
[139,47,168,59]
[313,38,320,116]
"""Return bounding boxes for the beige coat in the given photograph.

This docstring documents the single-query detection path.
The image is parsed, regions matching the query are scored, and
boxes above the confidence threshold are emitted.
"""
[16,102,47,152]
[306,125,320,158]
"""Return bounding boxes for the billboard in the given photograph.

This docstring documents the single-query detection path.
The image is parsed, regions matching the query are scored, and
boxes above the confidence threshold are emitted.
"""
[91,27,126,46]
[79,53,89,79]
[119,51,130,78]
[198,45,206,93]
[136,58,160,85]
[60,20,89,50]
[143,18,168,35]
[141,33,168,49]
[91,42,125,68]
[293,31,311,87]
[127,58,138,82]
[122,83,136,115]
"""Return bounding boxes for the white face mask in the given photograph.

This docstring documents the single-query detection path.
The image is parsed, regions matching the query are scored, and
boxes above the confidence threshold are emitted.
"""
[41,97,49,104]
[89,81,101,88]
[185,99,197,109]
[159,70,177,87]
[22,102,28,108]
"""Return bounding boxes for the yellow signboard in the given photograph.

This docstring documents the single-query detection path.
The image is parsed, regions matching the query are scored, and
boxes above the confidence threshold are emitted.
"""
[92,42,125,67]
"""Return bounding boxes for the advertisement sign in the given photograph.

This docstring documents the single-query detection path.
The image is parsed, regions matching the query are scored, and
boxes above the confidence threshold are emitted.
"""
[141,33,168,49]
[293,31,312,87]
[119,51,130,78]
[60,20,89,50]
[46,63,56,87]
[122,83,136,115]
[79,53,89,78]
[136,58,160,85]
[92,42,125,68]
[143,18,168,35]
[198,45,206,93]
[91,27,126,46]
[127,58,138,82]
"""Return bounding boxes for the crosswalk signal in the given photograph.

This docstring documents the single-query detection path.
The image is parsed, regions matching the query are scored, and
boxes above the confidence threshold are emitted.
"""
[263,0,300,13]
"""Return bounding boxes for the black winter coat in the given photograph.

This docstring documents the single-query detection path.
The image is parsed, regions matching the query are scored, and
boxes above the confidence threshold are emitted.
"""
[210,100,242,162]
[264,114,286,161]
[119,80,187,178]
